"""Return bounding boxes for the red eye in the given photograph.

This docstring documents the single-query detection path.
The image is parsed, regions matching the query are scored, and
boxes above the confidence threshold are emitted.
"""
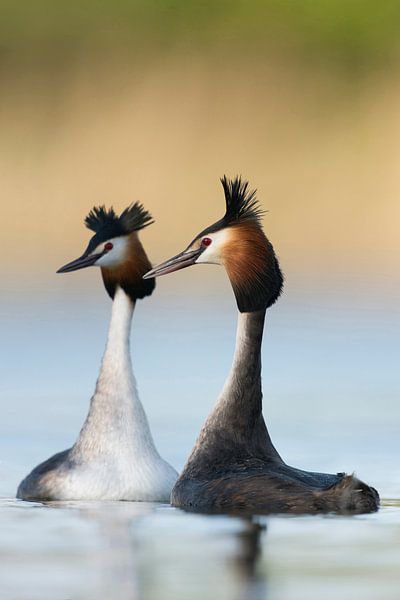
[202,237,212,246]
[104,242,113,251]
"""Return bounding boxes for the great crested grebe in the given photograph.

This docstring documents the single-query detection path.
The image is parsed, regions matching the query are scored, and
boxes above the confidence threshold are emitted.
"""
[144,177,379,514]
[17,203,177,501]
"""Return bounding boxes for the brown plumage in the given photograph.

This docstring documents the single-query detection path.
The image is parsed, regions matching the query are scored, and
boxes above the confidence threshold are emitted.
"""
[172,468,379,516]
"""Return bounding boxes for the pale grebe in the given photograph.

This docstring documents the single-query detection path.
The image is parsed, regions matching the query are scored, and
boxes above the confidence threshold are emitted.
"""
[17,203,177,501]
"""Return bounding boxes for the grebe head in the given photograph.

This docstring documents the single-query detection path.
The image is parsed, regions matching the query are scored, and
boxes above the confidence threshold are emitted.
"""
[58,203,155,301]
[144,176,283,312]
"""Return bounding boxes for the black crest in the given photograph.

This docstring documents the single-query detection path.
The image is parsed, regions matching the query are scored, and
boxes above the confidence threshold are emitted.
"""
[197,176,265,239]
[84,202,154,255]
[85,202,153,236]
[220,176,264,226]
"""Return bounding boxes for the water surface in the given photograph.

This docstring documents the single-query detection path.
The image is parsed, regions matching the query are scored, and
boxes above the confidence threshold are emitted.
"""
[1,285,399,599]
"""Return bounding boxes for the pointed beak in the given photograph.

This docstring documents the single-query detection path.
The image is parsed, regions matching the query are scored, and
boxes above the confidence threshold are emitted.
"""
[57,252,103,273]
[143,248,202,279]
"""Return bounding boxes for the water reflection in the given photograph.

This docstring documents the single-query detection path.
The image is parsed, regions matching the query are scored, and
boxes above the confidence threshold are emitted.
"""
[46,500,154,600]
[23,498,400,600]
[3,498,400,599]
[232,520,268,600]
[43,501,269,600]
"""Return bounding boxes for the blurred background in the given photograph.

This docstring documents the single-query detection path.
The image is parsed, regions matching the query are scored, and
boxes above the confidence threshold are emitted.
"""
[1,0,399,494]
[1,3,400,599]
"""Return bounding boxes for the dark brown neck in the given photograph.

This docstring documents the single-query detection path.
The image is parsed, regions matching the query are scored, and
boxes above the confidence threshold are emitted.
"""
[182,309,282,478]
[213,310,281,456]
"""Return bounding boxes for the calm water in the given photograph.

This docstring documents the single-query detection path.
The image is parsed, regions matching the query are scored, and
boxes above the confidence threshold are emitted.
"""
[1,276,399,599]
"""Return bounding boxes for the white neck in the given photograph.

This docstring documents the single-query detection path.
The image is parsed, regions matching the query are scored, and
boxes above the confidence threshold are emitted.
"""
[98,285,136,389]
[73,286,157,457]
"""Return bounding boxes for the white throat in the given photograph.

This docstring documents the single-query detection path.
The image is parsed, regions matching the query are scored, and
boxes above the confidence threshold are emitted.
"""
[69,286,177,500]
[73,287,153,452]
[99,285,136,384]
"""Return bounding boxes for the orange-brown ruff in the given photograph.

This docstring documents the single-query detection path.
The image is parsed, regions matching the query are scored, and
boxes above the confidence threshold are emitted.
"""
[223,223,282,313]
[145,175,380,515]
[101,232,154,301]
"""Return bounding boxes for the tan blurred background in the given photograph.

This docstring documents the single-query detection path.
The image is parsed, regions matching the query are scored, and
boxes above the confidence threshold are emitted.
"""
[1,1,399,293]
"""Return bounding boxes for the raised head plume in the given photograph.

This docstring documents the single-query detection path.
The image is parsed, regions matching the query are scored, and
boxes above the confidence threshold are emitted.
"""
[196,176,265,239]
[220,176,265,226]
[83,202,154,259]
[85,203,154,237]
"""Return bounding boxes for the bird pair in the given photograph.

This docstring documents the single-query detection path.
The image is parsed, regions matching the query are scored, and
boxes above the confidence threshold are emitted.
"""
[17,177,379,514]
